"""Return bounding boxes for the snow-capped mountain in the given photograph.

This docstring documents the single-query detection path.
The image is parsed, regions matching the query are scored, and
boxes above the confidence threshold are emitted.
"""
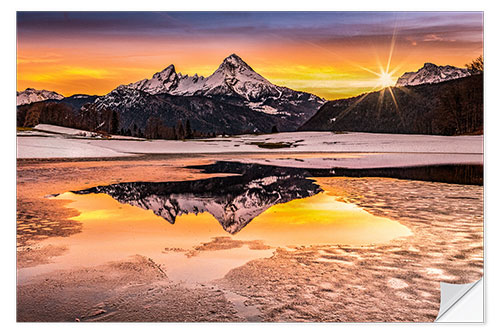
[126,54,320,105]
[17,88,64,105]
[92,54,324,132]
[395,63,470,87]
[72,162,321,234]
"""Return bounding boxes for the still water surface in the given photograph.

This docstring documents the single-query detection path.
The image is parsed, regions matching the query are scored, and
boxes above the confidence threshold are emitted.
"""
[18,177,411,284]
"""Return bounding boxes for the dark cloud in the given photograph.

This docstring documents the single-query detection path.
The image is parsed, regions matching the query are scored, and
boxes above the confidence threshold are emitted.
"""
[17,12,188,36]
[17,11,483,49]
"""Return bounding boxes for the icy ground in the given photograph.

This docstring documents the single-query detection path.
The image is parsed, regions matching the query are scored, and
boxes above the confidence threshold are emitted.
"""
[17,124,483,168]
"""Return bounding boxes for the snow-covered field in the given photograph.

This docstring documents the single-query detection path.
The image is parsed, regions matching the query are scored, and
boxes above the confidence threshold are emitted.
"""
[20,124,143,140]
[17,124,483,168]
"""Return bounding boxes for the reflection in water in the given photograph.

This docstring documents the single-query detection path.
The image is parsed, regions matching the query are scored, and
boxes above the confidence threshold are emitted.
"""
[72,163,322,234]
[241,190,412,246]
[20,191,276,283]
[19,163,415,284]
[20,187,410,284]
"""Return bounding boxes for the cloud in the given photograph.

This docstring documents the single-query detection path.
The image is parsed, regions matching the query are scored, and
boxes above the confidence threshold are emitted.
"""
[17,12,483,44]
[16,12,484,99]
[423,34,444,42]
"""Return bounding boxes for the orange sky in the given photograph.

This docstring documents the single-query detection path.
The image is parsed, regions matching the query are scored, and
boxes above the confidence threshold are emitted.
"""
[17,12,483,100]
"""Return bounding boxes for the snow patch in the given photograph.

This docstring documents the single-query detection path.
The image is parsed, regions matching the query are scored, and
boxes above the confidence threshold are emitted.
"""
[18,125,483,167]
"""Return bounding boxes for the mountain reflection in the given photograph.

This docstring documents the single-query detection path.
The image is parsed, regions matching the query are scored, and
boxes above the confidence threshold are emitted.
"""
[71,161,482,234]
[72,163,322,234]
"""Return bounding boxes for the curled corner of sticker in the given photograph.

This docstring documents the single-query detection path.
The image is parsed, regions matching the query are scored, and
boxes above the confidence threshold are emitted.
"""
[435,277,483,322]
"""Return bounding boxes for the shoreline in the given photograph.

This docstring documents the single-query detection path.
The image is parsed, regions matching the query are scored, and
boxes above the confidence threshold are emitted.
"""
[16,157,483,321]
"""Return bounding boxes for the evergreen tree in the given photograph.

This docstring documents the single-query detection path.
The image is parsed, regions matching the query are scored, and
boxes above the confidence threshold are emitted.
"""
[176,120,185,139]
[185,119,193,139]
[111,110,119,134]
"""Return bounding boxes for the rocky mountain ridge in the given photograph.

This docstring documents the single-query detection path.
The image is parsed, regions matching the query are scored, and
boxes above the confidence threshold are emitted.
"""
[395,62,470,87]
[17,88,64,106]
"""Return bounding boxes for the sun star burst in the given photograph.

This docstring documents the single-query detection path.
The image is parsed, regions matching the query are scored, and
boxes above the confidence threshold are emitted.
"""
[376,70,395,88]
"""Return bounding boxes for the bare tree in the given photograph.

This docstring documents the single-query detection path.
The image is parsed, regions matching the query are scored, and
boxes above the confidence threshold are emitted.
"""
[465,55,483,74]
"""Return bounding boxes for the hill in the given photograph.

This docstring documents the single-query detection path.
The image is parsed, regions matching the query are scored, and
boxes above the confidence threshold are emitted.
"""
[300,74,483,136]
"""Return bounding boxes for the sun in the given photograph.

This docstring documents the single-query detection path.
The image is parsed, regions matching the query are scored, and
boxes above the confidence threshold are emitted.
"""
[376,70,395,88]
[332,21,404,123]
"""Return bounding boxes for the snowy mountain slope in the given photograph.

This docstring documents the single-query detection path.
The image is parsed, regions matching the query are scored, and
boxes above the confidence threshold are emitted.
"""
[183,53,282,101]
[93,54,325,131]
[395,63,470,87]
[17,88,64,105]
[126,54,305,102]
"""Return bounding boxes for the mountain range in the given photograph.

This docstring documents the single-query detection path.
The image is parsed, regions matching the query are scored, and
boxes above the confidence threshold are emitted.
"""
[124,54,316,106]
[91,54,324,134]
[17,54,325,135]
[17,58,481,136]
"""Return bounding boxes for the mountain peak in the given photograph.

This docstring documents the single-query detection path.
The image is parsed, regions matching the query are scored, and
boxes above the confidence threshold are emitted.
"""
[17,88,64,105]
[114,53,323,119]
[395,62,470,87]
[219,53,253,71]
[423,62,438,69]
[225,53,244,62]
[153,64,177,80]
[161,64,176,72]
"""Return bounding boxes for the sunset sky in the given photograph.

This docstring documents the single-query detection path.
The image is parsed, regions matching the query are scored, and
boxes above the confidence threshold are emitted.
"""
[17,11,483,100]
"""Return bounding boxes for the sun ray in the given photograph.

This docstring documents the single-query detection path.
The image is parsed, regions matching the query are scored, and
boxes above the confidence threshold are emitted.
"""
[387,86,405,126]
[396,85,421,99]
[386,17,399,73]
[334,17,402,123]
[297,38,385,78]
[356,65,380,76]
[378,63,386,76]
[270,15,404,117]
[335,93,371,122]
[376,88,386,119]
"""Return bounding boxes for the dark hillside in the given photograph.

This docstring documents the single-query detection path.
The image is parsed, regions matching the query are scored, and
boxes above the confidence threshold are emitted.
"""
[300,74,483,135]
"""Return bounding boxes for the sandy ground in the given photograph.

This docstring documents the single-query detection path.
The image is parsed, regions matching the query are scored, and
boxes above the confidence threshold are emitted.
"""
[16,156,483,322]
[17,255,240,322]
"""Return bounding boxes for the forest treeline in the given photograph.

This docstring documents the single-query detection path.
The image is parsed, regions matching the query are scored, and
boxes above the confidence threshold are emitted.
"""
[16,100,215,139]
